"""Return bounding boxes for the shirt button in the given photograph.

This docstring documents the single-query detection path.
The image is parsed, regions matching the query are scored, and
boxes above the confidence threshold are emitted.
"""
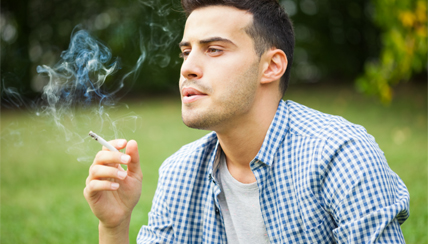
[215,207,219,214]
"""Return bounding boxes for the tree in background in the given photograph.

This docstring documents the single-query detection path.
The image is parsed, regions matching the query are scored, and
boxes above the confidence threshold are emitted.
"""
[1,0,425,106]
[357,0,427,104]
[1,0,185,104]
[281,0,382,86]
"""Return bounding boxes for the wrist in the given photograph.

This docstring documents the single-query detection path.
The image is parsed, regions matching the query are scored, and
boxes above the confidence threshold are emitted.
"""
[99,218,131,244]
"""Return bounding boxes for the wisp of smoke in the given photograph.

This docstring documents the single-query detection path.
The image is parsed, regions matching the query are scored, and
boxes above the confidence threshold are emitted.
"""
[34,28,144,161]
[2,1,181,162]
[37,29,119,137]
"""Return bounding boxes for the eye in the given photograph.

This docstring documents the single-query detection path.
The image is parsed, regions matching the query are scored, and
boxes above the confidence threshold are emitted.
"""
[207,48,223,56]
[179,50,190,59]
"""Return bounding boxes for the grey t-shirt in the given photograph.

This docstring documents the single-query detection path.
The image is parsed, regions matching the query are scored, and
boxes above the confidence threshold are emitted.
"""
[217,153,270,244]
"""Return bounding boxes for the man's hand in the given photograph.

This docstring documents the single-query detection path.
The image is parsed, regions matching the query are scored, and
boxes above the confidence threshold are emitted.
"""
[84,139,142,243]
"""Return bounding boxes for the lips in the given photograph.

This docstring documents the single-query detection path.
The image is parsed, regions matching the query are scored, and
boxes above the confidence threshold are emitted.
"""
[182,87,206,97]
[181,87,207,104]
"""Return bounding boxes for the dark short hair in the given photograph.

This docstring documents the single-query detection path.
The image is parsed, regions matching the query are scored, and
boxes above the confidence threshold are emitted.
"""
[181,0,294,96]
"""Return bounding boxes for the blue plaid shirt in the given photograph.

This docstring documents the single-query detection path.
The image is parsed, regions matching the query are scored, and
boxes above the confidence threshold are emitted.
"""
[137,100,409,243]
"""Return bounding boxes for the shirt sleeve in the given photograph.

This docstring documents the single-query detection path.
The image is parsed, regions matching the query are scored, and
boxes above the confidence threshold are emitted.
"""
[137,170,174,243]
[320,131,410,244]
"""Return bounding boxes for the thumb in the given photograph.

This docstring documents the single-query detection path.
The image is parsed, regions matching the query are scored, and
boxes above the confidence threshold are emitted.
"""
[125,140,141,174]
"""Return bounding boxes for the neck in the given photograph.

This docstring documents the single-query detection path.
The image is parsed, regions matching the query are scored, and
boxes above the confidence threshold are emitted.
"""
[216,93,280,183]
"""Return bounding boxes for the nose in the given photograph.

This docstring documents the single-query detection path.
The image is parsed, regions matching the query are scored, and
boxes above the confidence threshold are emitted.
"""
[180,51,203,80]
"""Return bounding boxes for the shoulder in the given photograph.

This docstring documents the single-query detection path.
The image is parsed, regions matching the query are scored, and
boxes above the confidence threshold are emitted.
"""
[284,102,409,225]
[284,100,385,174]
[285,100,371,143]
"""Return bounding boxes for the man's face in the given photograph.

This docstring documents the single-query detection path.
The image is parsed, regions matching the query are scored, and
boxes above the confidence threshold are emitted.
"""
[179,6,262,132]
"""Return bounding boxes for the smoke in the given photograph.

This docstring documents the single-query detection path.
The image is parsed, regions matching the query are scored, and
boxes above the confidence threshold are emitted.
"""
[140,0,181,68]
[1,1,182,162]
[33,27,145,161]
[37,29,120,137]
[1,27,145,162]
[1,84,31,109]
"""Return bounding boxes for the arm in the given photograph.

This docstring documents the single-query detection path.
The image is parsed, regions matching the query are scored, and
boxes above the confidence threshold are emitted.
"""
[84,139,143,244]
[321,135,409,243]
[137,164,174,243]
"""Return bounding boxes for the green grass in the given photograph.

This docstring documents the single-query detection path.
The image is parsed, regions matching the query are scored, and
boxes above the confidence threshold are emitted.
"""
[1,82,426,243]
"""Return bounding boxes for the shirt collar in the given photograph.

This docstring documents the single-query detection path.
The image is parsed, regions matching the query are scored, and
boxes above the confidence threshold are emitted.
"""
[208,136,222,180]
[208,100,289,176]
[254,100,289,166]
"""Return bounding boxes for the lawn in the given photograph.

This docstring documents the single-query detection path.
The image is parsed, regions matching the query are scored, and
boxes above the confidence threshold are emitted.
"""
[1,82,426,243]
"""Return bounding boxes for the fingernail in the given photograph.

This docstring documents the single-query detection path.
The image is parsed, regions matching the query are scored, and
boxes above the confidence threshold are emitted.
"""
[121,155,131,164]
[111,182,119,190]
[117,171,127,180]
[118,140,126,147]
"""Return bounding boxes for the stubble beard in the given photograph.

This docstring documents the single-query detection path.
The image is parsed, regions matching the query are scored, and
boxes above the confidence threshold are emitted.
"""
[182,61,260,131]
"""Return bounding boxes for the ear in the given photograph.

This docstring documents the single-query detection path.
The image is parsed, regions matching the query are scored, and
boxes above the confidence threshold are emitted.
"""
[260,49,288,84]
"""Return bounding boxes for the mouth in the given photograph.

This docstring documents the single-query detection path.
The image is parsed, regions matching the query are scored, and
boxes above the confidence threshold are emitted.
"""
[181,87,207,104]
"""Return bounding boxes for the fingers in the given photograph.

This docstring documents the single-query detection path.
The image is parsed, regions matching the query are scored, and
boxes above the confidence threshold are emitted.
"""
[84,179,120,200]
[85,163,128,197]
[94,150,131,166]
[86,139,140,197]
[87,150,130,193]
[125,140,141,174]
[88,164,128,181]
[102,139,128,151]
[86,179,120,192]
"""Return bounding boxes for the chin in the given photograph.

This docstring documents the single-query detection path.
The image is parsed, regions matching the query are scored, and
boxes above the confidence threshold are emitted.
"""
[182,114,213,131]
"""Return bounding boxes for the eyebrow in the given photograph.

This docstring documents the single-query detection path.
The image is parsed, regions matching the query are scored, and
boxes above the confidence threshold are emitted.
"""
[178,37,237,48]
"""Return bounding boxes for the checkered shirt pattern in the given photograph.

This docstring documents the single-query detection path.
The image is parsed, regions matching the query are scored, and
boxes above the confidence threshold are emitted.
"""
[137,100,410,243]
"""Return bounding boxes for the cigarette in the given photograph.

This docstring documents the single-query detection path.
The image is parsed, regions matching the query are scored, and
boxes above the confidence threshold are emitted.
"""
[89,131,119,152]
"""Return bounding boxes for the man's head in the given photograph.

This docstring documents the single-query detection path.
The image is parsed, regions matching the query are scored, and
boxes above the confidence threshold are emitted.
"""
[181,0,294,95]
[178,2,293,133]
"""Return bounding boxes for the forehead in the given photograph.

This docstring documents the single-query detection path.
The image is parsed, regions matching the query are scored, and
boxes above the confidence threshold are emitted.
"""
[182,5,253,44]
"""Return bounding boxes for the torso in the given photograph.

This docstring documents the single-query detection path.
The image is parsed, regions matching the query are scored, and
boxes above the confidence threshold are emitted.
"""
[217,152,270,244]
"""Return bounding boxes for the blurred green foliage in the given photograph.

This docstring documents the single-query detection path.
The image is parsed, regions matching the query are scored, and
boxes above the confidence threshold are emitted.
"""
[1,0,185,99]
[284,0,382,83]
[357,0,427,104]
[0,0,425,103]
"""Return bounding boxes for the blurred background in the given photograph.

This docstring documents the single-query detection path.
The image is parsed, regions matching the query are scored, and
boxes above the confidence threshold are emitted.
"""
[1,0,426,243]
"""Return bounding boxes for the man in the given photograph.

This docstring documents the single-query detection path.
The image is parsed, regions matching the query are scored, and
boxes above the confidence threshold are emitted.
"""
[84,0,410,243]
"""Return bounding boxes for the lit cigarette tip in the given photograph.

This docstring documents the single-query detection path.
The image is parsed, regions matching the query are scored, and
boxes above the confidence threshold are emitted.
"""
[89,131,118,152]
[89,131,98,140]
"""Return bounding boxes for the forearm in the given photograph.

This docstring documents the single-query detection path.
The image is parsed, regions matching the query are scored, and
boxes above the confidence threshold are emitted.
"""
[99,220,130,244]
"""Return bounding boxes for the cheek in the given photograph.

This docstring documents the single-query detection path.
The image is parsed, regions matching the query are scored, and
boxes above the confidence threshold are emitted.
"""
[210,59,250,80]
